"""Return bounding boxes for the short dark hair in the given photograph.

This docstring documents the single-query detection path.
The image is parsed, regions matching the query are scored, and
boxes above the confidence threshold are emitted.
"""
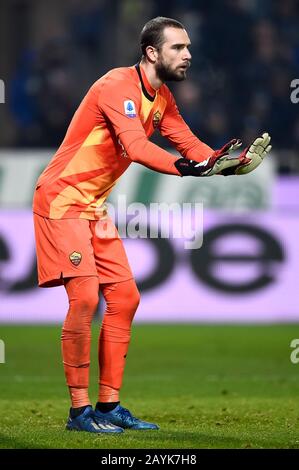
[140,16,185,58]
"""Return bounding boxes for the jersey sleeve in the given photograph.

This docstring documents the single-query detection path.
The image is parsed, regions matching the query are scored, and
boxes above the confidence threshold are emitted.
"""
[159,87,214,161]
[98,79,180,175]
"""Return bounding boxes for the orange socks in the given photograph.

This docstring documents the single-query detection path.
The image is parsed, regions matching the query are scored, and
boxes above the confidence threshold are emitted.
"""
[62,276,140,409]
[68,386,91,408]
[62,276,99,408]
[98,384,120,402]
[98,279,140,403]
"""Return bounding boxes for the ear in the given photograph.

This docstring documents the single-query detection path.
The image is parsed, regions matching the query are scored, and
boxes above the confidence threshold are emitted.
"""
[145,46,158,64]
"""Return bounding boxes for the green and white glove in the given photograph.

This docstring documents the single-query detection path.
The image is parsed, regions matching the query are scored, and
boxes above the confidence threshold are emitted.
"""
[174,138,243,177]
[221,133,272,175]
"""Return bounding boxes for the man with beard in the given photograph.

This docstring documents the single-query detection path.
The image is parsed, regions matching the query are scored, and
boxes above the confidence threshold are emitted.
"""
[32,17,271,433]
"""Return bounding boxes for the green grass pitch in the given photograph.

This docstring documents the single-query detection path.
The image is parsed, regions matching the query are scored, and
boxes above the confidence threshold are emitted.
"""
[0,324,299,449]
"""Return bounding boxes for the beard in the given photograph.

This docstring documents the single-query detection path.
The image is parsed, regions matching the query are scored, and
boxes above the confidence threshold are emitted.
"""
[155,58,189,82]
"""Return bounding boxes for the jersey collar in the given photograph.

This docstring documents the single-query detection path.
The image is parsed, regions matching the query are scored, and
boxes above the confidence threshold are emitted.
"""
[135,63,157,102]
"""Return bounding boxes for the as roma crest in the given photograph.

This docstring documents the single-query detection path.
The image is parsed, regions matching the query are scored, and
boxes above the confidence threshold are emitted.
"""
[69,251,82,266]
[153,110,161,129]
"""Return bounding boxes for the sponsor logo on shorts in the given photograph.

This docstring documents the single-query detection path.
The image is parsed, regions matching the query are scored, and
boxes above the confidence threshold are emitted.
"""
[153,110,161,128]
[69,251,82,266]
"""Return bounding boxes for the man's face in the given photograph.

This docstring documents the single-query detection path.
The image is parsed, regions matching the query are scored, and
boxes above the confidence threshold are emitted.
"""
[155,27,192,82]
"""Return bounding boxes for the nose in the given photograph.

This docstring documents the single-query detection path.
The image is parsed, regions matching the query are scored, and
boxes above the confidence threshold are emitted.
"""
[183,47,192,61]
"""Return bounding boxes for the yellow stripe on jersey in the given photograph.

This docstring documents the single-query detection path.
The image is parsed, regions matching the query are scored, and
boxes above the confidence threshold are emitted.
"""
[59,139,109,179]
[49,174,114,219]
[79,183,116,219]
[82,125,107,147]
[139,85,155,123]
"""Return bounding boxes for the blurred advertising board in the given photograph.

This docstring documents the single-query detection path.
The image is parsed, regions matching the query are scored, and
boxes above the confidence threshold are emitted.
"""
[0,205,298,323]
[0,149,275,210]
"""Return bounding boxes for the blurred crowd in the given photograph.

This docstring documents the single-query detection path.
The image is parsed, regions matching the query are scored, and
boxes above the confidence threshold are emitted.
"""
[5,0,299,172]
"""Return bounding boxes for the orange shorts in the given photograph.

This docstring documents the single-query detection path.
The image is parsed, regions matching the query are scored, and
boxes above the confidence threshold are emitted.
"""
[33,213,134,287]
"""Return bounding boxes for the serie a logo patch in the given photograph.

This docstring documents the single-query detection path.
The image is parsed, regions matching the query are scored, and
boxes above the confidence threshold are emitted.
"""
[124,100,136,118]
[69,251,82,266]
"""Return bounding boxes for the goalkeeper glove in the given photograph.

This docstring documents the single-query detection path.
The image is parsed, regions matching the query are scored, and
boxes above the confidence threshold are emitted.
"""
[221,132,272,175]
[174,139,245,176]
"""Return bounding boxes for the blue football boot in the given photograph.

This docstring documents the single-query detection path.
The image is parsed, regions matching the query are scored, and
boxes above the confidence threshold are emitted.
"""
[94,404,159,430]
[66,405,124,433]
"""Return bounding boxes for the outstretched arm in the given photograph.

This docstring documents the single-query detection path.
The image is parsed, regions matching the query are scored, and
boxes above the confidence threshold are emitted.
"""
[159,87,214,161]
[159,87,271,176]
[98,79,257,177]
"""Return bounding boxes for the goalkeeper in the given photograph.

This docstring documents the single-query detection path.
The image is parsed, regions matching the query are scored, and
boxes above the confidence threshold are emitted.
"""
[32,16,271,434]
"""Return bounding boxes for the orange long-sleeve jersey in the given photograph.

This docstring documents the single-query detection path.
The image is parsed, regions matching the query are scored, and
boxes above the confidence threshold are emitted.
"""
[33,63,213,220]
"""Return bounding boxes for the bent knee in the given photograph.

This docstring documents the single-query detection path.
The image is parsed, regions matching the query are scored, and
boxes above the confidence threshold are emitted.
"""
[122,280,140,317]
[75,293,99,314]
[65,276,99,313]
[129,283,140,311]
